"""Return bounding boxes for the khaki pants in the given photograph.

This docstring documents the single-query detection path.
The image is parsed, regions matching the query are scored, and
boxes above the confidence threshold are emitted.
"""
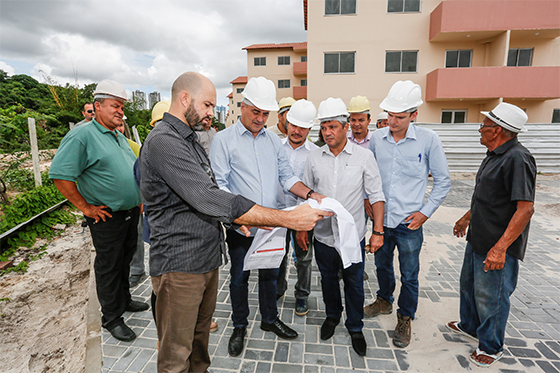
[152,269,218,373]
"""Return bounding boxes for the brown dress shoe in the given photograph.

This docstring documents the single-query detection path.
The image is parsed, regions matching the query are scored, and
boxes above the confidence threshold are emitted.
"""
[210,320,218,333]
[364,296,392,317]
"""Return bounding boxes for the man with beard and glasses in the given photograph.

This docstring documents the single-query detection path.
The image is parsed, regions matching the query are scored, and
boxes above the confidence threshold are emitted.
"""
[210,77,325,357]
[140,72,332,372]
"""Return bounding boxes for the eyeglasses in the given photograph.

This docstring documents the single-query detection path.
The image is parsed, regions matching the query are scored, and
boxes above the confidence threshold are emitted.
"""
[86,110,94,113]
[479,123,498,129]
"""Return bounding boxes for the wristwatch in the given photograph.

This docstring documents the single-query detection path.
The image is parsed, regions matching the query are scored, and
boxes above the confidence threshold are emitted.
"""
[306,189,315,200]
[372,230,385,236]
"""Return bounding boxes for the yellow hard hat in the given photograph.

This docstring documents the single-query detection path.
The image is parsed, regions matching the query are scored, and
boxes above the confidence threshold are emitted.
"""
[347,96,371,113]
[278,97,296,114]
[150,100,171,126]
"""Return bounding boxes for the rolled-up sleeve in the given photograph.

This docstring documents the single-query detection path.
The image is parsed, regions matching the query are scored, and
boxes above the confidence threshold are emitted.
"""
[364,152,385,204]
[420,134,451,218]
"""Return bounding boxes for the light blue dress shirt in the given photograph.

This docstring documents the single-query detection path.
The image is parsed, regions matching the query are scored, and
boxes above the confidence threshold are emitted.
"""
[368,124,451,229]
[210,119,300,218]
[277,138,319,209]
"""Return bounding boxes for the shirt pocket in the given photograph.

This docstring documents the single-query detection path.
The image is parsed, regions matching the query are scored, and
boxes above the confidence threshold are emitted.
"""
[341,165,363,187]
[401,155,424,178]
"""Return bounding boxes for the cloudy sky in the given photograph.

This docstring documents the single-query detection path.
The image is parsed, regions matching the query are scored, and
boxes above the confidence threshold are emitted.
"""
[0,0,307,106]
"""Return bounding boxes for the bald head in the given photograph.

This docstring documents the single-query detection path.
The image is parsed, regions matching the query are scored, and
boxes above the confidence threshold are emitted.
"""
[172,72,202,101]
[168,71,217,129]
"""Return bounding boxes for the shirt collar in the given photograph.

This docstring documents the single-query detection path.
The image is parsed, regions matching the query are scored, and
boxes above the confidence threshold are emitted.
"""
[283,137,313,151]
[489,137,519,156]
[162,112,197,141]
[347,130,372,143]
[91,119,116,134]
[381,123,417,142]
[321,138,353,156]
[235,119,267,138]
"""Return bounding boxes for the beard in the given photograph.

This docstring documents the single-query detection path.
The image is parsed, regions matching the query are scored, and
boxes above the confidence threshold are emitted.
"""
[184,101,207,131]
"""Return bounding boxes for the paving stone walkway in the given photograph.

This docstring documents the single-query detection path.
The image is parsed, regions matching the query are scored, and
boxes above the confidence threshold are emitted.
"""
[101,178,560,373]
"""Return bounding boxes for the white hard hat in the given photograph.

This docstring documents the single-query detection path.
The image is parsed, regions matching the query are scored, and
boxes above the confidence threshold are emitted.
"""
[348,95,370,114]
[377,112,388,121]
[93,79,128,102]
[241,77,279,111]
[380,80,423,113]
[316,97,349,122]
[481,102,528,133]
[286,99,316,129]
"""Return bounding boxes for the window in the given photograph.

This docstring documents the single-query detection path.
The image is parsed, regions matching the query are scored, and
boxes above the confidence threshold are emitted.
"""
[254,57,266,66]
[325,0,356,15]
[237,102,241,107]
[278,79,290,89]
[552,109,560,123]
[385,51,418,73]
[441,110,467,124]
[236,88,243,93]
[388,0,420,13]
[324,52,355,74]
[301,56,307,62]
[507,48,533,67]
[278,56,290,65]
[445,50,472,68]
[300,79,307,87]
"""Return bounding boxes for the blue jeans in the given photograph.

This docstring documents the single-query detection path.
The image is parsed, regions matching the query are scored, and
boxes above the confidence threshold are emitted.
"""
[314,239,365,333]
[458,243,519,355]
[226,231,279,327]
[277,230,314,300]
[374,224,423,319]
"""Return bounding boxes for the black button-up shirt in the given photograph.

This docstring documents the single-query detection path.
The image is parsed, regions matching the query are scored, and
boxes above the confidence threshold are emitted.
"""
[467,137,536,260]
[140,113,255,275]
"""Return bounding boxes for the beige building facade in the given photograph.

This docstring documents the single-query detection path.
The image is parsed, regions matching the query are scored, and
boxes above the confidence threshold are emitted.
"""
[305,0,560,123]
[228,43,308,129]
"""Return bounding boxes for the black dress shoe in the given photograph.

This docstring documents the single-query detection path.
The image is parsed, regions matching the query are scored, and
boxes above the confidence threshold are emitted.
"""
[107,321,136,342]
[350,331,367,356]
[261,319,298,339]
[228,327,246,357]
[125,300,149,312]
[320,317,340,340]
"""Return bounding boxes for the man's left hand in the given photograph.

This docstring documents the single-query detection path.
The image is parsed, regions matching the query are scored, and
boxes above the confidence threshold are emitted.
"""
[484,247,506,271]
[368,234,383,253]
[404,211,428,230]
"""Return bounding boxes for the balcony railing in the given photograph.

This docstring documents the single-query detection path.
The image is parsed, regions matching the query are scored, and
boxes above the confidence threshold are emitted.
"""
[293,62,307,76]
[430,0,560,42]
[293,86,307,99]
[426,66,560,101]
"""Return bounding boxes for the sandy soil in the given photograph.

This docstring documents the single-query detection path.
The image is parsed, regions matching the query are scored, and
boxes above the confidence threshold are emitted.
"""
[0,222,91,373]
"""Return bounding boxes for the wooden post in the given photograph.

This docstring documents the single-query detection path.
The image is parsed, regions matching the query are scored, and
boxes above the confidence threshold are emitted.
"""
[28,118,42,187]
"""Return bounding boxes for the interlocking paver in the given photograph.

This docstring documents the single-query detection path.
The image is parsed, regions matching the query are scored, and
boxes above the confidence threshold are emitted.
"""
[100,178,560,373]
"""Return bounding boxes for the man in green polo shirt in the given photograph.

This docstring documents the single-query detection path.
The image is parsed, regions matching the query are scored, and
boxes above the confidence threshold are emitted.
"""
[49,79,148,342]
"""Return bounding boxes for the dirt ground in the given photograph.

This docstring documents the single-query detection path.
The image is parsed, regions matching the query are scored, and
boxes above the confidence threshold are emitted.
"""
[0,222,91,373]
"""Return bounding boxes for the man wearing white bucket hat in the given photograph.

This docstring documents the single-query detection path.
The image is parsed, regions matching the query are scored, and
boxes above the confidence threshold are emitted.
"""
[447,102,536,368]
[365,80,451,349]
[210,77,324,357]
[276,99,319,316]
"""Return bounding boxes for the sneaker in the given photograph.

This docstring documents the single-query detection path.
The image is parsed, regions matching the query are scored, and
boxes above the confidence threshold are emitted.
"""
[364,296,392,317]
[295,298,308,316]
[393,313,412,348]
[210,320,218,333]
[129,273,147,288]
